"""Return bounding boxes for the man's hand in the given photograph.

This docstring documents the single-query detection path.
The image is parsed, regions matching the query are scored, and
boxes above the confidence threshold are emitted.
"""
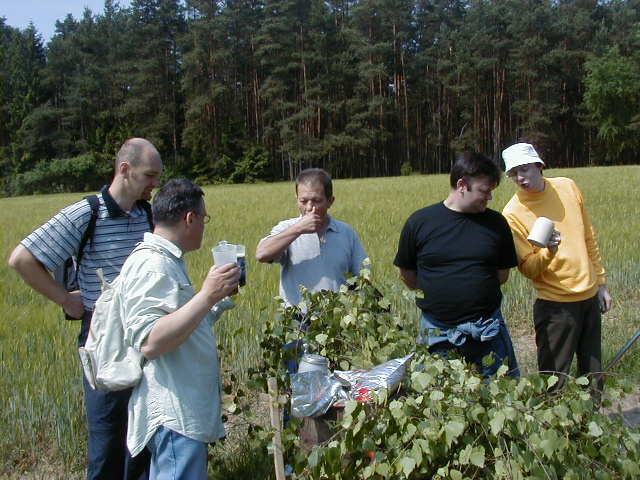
[202,263,241,303]
[62,290,84,319]
[295,207,324,234]
[597,284,612,313]
[547,229,561,254]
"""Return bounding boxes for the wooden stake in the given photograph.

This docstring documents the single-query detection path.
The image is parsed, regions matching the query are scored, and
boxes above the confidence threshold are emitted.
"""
[268,377,286,480]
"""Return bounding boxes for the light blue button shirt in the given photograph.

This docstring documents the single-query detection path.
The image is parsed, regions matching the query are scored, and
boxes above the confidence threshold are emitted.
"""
[262,215,368,306]
[120,233,227,456]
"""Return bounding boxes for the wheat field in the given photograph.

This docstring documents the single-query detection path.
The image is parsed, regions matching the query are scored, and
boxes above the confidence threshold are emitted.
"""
[1,166,638,477]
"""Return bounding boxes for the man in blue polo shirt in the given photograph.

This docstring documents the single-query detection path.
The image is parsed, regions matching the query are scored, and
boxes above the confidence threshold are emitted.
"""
[256,168,368,307]
[8,137,163,480]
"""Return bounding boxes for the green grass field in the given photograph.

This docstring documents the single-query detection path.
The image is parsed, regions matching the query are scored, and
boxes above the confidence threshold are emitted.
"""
[1,166,638,477]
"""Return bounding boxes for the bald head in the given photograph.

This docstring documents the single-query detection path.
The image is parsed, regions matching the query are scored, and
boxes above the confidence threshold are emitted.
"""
[115,138,160,169]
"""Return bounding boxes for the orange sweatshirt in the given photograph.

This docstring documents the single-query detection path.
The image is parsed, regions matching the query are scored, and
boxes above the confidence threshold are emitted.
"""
[502,177,605,302]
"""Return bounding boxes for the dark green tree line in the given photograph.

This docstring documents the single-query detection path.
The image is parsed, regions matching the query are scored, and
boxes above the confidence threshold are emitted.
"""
[1,0,638,196]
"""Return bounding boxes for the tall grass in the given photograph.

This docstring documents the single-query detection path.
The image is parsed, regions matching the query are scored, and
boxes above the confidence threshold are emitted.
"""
[1,166,638,476]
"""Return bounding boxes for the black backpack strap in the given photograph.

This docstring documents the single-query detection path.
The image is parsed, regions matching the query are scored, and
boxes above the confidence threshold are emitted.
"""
[137,200,154,231]
[76,194,100,272]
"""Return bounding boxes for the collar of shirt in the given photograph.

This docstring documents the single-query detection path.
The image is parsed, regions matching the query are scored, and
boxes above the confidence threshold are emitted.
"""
[327,216,341,233]
[142,231,184,259]
[100,184,149,218]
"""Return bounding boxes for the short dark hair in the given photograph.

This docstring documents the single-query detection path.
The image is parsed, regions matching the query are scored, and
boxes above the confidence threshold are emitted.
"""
[449,152,501,189]
[296,168,333,198]
[152,178,205,225]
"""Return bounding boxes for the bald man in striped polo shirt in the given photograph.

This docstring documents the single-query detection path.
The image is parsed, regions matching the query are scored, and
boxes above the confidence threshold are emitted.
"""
[8,138,162,480]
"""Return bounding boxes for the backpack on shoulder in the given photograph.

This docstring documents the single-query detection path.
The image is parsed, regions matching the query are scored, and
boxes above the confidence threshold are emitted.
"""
[78,268,144,391]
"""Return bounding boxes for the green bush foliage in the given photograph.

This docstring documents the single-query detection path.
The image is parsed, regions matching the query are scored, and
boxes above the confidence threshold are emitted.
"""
[250,269,640,479]
[4,153,112,196]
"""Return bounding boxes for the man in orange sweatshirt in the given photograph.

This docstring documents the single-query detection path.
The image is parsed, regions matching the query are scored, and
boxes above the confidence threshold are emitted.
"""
[501,143,612,391]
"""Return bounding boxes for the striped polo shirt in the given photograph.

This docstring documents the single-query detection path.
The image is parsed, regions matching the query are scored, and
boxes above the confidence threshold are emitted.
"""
[21,186,153,310]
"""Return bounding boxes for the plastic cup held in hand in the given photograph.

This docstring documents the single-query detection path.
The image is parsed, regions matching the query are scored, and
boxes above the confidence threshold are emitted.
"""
[212,241,237,266]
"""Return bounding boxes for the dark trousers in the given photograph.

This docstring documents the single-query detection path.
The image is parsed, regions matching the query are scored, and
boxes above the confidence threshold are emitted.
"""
[533,295,602,391]
[80,311,150,480]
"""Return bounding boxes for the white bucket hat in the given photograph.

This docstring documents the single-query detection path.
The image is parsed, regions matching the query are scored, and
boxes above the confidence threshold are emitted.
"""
[502,143,545,173]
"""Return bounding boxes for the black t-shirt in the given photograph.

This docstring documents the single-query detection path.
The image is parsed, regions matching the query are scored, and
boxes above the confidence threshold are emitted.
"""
[394,202,517,325]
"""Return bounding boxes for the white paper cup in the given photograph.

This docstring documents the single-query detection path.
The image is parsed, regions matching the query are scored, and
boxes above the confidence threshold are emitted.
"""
[212,244,237,266]
[527,217,555,247]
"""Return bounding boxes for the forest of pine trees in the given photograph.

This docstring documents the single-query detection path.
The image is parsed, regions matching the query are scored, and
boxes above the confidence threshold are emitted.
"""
[1,0,639,195]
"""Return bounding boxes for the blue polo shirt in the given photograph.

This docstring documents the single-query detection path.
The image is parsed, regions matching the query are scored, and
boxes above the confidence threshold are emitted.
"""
[21,186,152,310]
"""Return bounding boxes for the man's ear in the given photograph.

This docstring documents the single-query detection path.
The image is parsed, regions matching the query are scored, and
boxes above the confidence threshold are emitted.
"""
[328,196,335,208]
[185,211,196,226]
[456,178,468,193]
[118,161,129,177]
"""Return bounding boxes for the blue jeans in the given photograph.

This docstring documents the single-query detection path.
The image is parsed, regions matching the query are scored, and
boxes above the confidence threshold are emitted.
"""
[148,426,208,480]
[419,308,520,378]
[80,311,150,480]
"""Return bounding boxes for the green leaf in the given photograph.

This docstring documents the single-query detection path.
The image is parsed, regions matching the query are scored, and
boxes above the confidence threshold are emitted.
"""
[315,333,328,345]
[489,411,506,436]
[398,457,416,477]
[459,444,472,465]
[308,447,321,468]
[547,375,559,388]
[375,461,391,476]
[587,421,603,437]
[344,400,358,416]
[363,465,375,479]
[444,420,465,445]
[539,430,562,459]
[412,371,433,390]
[430,390,444,401]
[469,446,485,467]
[402,423,417,442]
[342,314,355,326]
[450,469,463,480]
[575,376,590,386]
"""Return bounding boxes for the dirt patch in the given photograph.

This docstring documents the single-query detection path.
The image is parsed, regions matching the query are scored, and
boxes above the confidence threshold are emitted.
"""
[604,390,640,428]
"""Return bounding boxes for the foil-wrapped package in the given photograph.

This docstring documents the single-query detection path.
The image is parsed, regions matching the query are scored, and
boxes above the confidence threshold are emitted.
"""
[333,353,414,402]
[290,354,414,417]
[290,371,345,418]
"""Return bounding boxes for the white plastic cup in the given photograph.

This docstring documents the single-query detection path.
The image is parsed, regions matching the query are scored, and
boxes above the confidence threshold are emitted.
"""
[527,217,555,247]
[212,242,237,266]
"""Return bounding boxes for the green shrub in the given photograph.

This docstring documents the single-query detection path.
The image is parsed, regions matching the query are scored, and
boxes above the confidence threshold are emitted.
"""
[6,153,112,196]
[249,269,640,479]
[400,162,413,176]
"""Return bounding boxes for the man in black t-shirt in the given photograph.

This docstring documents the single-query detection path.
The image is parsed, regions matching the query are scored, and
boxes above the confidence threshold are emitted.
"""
[394,152,520,377]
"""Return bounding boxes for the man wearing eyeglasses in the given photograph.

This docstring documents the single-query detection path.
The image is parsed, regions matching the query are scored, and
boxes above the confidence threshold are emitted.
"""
[119,178,240,478]
[501,142,612,392]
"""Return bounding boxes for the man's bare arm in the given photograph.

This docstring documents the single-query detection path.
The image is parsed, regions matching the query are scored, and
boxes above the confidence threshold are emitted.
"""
[256,227,303,263]
[498,268,510,284]
[256,213,324,263]
[399,267,418,290]
[8,245,84,318]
